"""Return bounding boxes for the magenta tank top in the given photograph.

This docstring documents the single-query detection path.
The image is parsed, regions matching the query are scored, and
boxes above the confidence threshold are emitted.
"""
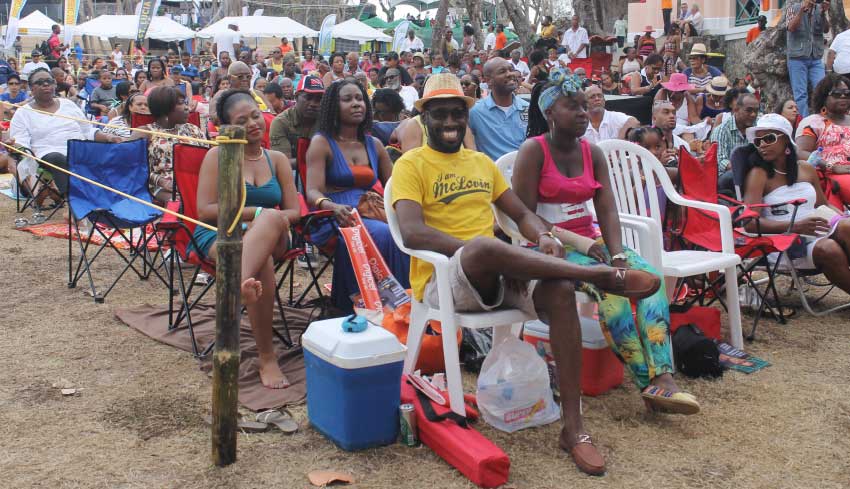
[534,135,601,238]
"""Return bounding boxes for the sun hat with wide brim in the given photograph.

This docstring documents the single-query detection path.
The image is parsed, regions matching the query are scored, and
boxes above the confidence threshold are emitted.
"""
[689,43,708,57]
[644,25,655,33]
[661,72,695,92]
[414,73,475,112]
[746,113,798,148]
[706,76,730,96]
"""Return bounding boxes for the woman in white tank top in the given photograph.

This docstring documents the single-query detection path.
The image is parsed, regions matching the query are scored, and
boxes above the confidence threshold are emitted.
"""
[742,114,850,292]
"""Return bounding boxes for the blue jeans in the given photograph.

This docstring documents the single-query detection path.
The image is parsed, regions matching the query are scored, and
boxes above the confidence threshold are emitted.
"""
[788,57,826,117]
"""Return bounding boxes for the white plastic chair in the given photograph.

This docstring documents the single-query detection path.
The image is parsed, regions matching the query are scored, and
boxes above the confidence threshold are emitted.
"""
[384,179,535,416]
[597,140,744,349]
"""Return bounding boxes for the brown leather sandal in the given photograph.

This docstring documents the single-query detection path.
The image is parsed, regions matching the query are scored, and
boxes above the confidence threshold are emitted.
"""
[597,268,661,299]
[560,433,606,476]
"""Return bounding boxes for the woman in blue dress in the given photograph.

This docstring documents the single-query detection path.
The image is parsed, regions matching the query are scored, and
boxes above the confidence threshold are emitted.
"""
[194,90,301,389]
[305,80,410,312]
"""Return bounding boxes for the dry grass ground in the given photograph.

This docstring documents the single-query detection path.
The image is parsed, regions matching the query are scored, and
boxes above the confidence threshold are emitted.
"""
[2,197,850,489]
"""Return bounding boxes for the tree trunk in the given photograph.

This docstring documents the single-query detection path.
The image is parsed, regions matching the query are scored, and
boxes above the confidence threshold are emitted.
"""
[829,0,849,33]
[571,0,629,36]
[744,0,848,112]
[465,0,484,52]
[431,0,450,54]
[501,0,533,55]
[378,0,395,23]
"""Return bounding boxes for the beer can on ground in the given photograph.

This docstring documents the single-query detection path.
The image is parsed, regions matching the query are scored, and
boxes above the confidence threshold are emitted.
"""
[399,403,418,446]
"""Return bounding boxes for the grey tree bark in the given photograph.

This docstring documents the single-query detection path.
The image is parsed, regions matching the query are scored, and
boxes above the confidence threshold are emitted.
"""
[377,0,396,23]
[744,0,849,112]
[571,0,630,36]
[465,0,484,52]
[501,0,533,55]
[431,0,451,54]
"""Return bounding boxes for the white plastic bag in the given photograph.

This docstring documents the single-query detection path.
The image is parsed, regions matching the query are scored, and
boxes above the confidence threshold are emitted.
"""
[476,334,560,433]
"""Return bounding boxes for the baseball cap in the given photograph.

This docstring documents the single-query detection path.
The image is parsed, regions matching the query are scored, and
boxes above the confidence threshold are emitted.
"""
[296,74,324,94]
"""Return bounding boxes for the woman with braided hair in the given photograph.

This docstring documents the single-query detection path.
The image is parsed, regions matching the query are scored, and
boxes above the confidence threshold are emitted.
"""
[305,80,409,312]
[513,72,699,417]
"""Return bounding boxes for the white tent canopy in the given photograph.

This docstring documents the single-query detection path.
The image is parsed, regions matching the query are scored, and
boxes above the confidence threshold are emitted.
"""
[14,10,59,37]
[196,16,317,39]
[332,18,392,43]
[74,15,195,42]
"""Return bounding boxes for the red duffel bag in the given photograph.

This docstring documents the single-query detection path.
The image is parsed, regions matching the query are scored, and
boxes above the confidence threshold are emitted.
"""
[400,379,510,488]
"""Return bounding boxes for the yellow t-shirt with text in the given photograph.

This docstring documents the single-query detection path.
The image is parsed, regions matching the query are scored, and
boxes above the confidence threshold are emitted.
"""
[391,145,509,300]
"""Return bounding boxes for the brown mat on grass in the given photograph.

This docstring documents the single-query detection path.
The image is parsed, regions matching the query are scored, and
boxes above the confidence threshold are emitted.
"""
[116,302,317,411]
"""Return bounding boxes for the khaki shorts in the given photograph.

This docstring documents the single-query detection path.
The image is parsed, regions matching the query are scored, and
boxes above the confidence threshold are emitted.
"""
[423,246,537,317]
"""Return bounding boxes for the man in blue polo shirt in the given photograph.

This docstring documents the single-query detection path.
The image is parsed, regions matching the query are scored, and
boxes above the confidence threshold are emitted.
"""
[468,57,529,161]
[178,52,199,81]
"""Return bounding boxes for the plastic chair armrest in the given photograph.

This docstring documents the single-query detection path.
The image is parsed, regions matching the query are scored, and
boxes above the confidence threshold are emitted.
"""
[619,214,662,270]
[665,191,736,254]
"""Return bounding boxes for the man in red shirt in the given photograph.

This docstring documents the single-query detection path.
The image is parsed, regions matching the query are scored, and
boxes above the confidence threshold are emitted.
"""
[746,15,767,44]
[494,24,507,52]
[47,24,65,59]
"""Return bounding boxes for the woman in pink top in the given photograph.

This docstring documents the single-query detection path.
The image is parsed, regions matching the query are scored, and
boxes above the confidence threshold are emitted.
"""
[513,70,699,417]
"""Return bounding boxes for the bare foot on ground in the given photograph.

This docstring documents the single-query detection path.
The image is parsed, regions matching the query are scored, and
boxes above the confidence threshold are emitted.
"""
[241,278,263,305]
[259,361,290,389]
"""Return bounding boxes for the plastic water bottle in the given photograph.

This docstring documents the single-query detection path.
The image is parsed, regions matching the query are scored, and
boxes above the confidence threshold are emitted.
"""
[807,147,825,169]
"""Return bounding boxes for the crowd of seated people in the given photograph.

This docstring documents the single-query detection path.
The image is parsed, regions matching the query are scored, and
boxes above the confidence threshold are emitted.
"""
[4,23,850,478]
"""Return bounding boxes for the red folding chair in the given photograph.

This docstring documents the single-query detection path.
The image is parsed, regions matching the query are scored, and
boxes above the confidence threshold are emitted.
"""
[676,144,802,340]
[131,113,155,128]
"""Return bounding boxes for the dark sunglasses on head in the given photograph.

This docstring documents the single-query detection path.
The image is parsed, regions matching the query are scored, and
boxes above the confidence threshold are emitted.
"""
[752,133,779,147]
[829,89,850,98]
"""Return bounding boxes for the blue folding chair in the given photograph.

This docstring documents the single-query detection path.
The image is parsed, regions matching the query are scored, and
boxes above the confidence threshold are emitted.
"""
[67,138,167,302]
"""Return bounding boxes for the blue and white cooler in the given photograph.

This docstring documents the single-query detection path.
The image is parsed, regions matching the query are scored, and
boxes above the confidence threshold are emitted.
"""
[302,316,407,451]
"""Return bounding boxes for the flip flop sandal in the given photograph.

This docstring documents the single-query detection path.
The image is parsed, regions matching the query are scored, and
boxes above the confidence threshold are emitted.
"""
[14,216,29,228]
[256,409,298,434]
[202,414,270,433]
[30,212,47,225]
[641,386,701,415]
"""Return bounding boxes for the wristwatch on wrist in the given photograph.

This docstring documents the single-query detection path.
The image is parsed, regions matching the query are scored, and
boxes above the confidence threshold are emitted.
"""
[538,231,564,248]
[610,252,628,262]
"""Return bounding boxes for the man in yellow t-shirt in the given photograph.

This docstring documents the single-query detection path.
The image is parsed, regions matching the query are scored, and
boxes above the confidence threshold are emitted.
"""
[390,74,662,477]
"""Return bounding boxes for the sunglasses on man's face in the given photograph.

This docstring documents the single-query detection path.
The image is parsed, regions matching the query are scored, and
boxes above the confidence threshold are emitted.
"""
[752,133,779,147]
[31,78,56,87]
[829,89,850,99]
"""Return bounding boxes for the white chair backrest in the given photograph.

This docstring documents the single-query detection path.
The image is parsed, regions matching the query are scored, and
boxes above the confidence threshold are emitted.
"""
[493,151,524,244]
[596,139,674,238]
[384,179,415,256]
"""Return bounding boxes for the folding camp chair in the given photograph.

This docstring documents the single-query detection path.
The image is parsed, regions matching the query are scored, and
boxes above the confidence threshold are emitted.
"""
[11,146,65,222]
[277,136,336,309]
[164,143,333,355]
[677,144,802,340]
[67,138,166,302]
[727,146,850,321]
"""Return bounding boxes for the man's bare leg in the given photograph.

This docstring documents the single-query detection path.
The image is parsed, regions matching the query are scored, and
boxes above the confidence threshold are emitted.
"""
[461,237,659,298]
[460,238,606,475]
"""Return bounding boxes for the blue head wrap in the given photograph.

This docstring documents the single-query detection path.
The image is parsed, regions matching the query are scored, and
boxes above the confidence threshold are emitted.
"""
[537,68,584,115]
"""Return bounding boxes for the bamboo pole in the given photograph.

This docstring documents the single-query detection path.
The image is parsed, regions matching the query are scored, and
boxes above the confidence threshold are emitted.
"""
[211,124,245,467]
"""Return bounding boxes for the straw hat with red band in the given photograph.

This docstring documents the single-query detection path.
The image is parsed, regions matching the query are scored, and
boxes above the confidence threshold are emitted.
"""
[414,73,475,112]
